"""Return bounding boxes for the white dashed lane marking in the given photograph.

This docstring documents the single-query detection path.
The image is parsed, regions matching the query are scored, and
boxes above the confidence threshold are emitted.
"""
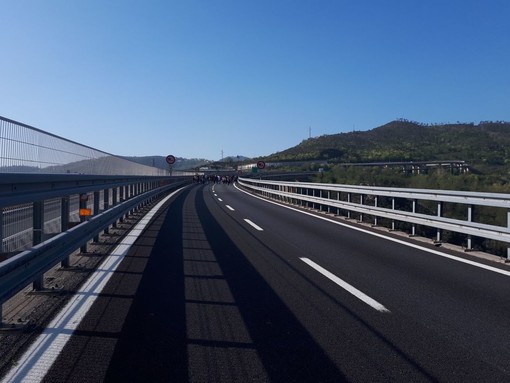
[244,219,264,231]
[300,257,390,313]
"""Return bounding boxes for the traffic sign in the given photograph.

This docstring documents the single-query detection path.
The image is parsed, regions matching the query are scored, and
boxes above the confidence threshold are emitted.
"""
[257,161,265,169]
[166,155,176,165]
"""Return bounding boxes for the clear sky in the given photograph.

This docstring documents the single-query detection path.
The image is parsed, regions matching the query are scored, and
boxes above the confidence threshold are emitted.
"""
[1,0,509,161]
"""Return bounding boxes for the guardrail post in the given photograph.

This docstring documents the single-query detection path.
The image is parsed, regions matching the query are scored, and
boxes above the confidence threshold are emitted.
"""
[128,185,133,214]
[327,191,331,214]
[359,194,364,223]
[112,188,118,228]
[61,197,70,267]
[347,193,351,219]
[411,200,417,236]
[436,202,442,243]
[119,187,125,223]
[79,193,88,253]
[373,196,378,226]
[391,198,396,231]
[103,188,110,234]
[466,205,473,251]
[93,191,100,242]
[33,201,44,290]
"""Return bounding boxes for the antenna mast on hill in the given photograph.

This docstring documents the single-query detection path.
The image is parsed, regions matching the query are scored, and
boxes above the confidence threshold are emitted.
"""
[309,126,311,138]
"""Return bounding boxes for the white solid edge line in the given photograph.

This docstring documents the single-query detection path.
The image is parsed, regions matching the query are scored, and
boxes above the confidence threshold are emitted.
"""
[244,219,264,231]
[300,257,390,313]
[1,186,189,383]
[234,183,510,278]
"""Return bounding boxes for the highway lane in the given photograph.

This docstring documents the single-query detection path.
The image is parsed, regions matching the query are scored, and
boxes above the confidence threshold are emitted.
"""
[2,182,510,382]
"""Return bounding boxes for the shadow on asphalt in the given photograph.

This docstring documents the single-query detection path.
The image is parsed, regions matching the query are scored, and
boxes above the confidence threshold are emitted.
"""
[103,185,347,382]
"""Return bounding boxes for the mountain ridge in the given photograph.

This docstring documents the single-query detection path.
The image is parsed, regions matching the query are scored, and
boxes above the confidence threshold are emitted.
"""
[262,120,510,168]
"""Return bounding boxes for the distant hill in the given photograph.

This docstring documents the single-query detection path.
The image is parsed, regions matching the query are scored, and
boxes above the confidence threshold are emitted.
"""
[124,121,510,173]
[263,120,510,169]
[222,155,250,162]
[121,156,211,170]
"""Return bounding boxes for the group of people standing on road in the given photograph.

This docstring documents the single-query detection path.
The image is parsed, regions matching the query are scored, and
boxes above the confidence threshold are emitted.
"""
[193,174,238,185]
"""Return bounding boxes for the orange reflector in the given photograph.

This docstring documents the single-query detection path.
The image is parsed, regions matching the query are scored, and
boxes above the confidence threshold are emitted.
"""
[79,208,92,216]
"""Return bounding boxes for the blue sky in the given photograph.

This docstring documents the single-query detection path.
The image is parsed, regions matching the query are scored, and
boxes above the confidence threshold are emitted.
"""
[1,0,509,161]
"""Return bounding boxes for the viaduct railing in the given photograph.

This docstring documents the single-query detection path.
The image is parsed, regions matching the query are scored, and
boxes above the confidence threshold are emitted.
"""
[0,173,190,326]
[238,177,510,259]
[0,115,189,327]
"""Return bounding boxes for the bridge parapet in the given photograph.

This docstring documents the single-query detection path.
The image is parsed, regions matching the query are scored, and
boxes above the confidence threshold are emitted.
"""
[0,116,166,176]
[239,177,510,259]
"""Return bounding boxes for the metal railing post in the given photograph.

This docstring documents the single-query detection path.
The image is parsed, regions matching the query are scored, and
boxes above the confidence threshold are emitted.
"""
[79,193,88,253]
[347,193,351,219]
[61,197,70,267]
[391,198,396,231]
[33,201,44,290]
[119,187,125,223]
[373,196,378,226]
[467,205,473,251]
[93,191,100,242]
[411,199,416,236]
[112,188,118,228]
[436,202,442,243]
[103,188,110,234]
[359,194,364,223]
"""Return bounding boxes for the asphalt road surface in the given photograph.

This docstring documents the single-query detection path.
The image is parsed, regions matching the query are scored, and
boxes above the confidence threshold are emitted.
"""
[2,182,510,382]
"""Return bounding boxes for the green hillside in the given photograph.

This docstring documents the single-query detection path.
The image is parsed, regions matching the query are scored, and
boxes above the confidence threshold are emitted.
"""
[265,120,510,168]
[259,120,510,193]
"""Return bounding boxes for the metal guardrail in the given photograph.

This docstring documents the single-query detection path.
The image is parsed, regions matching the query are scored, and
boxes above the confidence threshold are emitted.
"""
[0,173,182,252]
[238,177,510,257]
[0,174,190,325]
[0,173,170,208]
[0,116,190,326]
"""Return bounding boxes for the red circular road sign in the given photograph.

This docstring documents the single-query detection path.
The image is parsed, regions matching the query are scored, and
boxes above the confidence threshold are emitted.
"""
[257,161,265,169]
[166,155,176,165]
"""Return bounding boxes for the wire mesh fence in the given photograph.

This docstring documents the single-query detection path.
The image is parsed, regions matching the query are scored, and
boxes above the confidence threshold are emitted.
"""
[0,116,167,176]
[0,115,168,253]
